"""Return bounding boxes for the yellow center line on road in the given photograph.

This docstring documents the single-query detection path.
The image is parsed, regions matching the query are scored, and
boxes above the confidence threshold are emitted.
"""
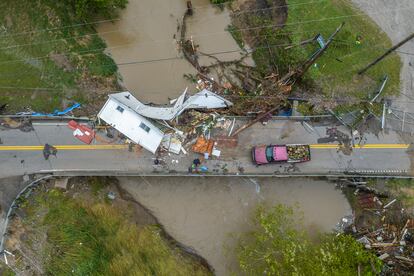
[0,145,129,151]
[310,144,410,149]
[0,144,409,151]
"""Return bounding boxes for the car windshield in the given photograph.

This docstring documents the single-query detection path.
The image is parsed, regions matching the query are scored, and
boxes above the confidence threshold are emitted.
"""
[265,146,273,162]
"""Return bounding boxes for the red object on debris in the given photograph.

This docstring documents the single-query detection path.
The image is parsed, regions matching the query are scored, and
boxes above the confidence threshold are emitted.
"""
[67,120,95,144]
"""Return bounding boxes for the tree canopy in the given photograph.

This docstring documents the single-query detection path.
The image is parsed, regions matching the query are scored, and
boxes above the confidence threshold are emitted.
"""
[69,0,128,20]
[237,204,382,275]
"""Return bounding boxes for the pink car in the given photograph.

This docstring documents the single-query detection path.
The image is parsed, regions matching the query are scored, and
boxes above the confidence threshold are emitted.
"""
[252,144,311,165]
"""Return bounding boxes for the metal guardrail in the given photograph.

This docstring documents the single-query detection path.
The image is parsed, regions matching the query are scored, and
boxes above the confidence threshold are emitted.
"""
[0,175,53,252]
[0,115,91,121]
[35,169,412,178]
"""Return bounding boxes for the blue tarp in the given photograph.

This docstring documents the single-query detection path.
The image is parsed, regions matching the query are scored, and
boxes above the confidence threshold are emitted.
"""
[31,103,81,117]
[278,108,293,117]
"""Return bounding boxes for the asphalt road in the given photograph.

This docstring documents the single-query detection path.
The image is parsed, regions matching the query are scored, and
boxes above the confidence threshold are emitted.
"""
[0,120,411,178]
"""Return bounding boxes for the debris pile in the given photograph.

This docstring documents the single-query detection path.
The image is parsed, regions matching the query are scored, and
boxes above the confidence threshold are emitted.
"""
[286,145,310,161]
[191,136,214,157]
[339,184,414,274]
[0,118,34,132]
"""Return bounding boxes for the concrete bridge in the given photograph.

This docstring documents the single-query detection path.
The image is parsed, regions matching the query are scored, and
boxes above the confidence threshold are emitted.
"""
[0,118,411,178]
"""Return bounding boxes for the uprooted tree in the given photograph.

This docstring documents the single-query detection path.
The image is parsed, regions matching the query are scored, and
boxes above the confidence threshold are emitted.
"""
[236,204,382,275]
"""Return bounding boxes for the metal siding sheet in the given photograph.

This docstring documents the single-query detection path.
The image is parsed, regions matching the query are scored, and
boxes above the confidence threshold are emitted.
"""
[98,99,163,154]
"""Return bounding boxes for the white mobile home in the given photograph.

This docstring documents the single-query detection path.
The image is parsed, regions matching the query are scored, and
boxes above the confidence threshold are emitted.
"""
[98,92,164,154]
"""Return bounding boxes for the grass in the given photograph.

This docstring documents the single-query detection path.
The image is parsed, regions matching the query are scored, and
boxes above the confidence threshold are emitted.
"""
[285,0,401,99]
[227,25,244,49]
[386,178,414,208]
[0,0,120,113]
[26,187,211,276]
[232,0,401,106]
[0,263,15,276]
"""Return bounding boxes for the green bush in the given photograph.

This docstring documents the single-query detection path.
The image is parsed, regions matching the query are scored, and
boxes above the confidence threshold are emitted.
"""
[210,0,231,4]
[237,204,382,275]
[69,0,128,20]
[40,189,210,276]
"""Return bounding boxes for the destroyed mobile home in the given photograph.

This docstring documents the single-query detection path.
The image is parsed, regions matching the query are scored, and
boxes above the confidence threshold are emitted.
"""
[97,89,233,154]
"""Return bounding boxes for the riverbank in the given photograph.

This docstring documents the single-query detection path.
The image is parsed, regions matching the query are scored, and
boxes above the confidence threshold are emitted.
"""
[3,177,211,275]
[0,0,124,114]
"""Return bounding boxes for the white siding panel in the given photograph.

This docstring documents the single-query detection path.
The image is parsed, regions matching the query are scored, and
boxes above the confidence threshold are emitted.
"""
[98,99,163,154]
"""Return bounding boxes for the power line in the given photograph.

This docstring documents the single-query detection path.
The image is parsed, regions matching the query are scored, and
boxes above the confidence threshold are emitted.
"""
[0,10,406,68]
[0,3,408,87]
[0,0,324,40]
[0,31,404,82]
[0,24,341,68]
[0,23,332,53]
[0,2,333,51]
[2,1,413,51]
[2,85,412,106]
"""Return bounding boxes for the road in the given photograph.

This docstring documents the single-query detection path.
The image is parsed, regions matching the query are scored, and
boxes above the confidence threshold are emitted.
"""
[0,120,411,178]
[351,0,414,112]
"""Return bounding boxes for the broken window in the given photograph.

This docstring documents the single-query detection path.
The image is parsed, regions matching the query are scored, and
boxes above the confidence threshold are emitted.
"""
[139,122,150,133]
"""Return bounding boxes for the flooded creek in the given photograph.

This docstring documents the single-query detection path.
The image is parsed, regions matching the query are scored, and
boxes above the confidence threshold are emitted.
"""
[119,177,351,276]
[97,0,242,103]
[102,2,352,275]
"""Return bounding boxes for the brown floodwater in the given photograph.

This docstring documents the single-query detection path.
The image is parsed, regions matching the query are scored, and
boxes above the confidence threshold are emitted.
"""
[97,0,243,103]
[119,177,351,276]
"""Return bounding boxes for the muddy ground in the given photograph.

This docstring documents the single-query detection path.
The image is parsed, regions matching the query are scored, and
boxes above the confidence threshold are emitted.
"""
[3,177,211,275]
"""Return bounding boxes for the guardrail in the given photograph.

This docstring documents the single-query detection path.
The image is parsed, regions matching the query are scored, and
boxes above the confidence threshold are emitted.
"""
[0,175,54,252]
[0,115,91,121]
[35,169,412,178]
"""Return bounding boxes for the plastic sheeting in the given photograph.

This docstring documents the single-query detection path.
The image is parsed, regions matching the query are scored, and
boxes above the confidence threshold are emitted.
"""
[30,103,81,117]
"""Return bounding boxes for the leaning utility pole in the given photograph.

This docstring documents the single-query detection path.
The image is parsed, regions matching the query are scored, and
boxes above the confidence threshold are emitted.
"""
[279,22,345,85]
[358,32,414,75]
[299,22,345,76]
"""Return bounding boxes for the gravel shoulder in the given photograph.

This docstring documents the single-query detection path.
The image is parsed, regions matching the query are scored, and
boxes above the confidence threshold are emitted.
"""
[0,176,27,244]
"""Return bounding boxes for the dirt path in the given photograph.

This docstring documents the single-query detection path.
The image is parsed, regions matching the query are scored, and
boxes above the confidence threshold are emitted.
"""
[350,0,414,111]
[118,177,351,276]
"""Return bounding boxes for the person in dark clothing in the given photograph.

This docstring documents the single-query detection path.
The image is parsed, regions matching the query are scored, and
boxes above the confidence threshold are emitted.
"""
[193,158,201,166]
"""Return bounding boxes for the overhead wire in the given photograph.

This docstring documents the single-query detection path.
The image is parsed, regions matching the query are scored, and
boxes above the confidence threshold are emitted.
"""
[0,32,406,90]
[1,1,413,52]
[0,2,411,92]
[0,10,409,70]
[0,0,326,40]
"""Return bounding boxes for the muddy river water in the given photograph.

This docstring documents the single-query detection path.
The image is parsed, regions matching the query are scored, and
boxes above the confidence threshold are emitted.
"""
[101,2,351,275]
[119,177,351,276]
[97,0,242,103]
[102,0,350,275]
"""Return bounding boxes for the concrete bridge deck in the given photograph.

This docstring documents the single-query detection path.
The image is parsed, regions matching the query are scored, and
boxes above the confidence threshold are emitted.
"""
[0,119,411,178]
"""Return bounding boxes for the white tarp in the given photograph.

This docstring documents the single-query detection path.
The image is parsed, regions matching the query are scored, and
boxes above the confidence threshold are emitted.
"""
[109,89,232,121]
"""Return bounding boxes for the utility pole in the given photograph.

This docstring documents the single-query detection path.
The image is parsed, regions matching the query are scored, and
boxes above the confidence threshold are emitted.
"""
[279,22,345,85]
[299,22,345,76]
[358,33,414,75]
